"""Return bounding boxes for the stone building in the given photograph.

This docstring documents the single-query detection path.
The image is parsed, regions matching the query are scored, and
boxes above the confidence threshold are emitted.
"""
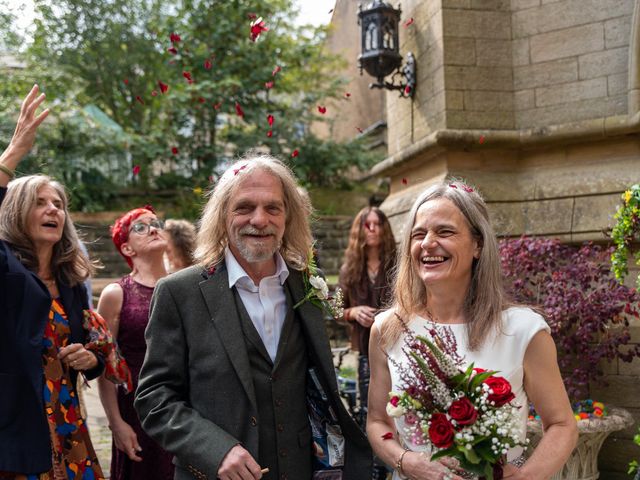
[324,0,640,477]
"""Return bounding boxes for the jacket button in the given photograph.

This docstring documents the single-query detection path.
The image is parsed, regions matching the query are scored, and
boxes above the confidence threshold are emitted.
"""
[250,416,258,426]
[275,398,283,407]
[279,448,287,457]
[277,423,284,432]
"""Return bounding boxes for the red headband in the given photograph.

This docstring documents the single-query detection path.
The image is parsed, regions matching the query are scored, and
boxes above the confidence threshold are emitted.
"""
[111,206,155,268]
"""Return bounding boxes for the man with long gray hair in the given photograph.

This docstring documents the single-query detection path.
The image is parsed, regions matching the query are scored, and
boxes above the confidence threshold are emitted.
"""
[135,153,371,480]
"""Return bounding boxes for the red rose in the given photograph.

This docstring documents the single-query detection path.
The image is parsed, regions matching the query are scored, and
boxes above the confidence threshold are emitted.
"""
[428,413,455,449]
[448,397,478,426]
[390,396,399,407]
[484,376,515,407]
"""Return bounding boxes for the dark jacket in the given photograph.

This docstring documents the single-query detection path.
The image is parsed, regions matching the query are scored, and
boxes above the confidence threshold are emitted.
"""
[135,263,372,480]
[0,186,103,474]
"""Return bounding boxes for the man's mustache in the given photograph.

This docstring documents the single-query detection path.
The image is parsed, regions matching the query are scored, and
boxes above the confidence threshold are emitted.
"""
[239,226,277,236]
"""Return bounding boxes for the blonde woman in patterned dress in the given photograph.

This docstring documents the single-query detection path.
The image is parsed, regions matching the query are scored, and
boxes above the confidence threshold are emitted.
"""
[0,86,106,479]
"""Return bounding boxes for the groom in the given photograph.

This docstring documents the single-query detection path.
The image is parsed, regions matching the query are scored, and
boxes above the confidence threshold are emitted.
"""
[135,153,371,480]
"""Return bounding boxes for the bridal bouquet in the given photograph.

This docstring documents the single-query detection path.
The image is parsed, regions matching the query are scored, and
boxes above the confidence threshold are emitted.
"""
[386,319,528,479]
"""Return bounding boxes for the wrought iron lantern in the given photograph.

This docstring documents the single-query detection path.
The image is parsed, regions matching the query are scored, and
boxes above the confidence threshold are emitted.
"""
[358,1,416,98]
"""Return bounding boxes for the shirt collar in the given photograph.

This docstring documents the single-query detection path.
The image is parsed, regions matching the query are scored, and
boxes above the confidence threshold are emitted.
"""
[225,247,289,289]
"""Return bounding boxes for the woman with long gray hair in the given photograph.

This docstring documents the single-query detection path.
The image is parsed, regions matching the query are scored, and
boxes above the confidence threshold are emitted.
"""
[366,179,577,479]
[0,86,105,478]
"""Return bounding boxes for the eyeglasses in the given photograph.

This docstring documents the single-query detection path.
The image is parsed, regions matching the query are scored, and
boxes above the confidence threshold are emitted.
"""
[130,219,164,235]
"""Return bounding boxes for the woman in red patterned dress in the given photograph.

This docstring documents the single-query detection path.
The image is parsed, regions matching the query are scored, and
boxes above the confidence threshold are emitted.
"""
[0,86,106,479]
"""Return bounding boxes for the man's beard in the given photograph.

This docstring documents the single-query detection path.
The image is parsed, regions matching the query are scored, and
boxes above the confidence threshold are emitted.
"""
[232,226,282,263]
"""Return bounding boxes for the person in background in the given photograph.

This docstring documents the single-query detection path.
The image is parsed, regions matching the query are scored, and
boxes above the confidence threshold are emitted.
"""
[96,207,174,480]
[338,206,397,478]
[367,179,578,479]
[0,85,105,478]
[162,218,196,273]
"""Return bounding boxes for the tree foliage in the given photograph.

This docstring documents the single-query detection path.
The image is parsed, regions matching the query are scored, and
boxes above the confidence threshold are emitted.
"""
[0,0,381,211]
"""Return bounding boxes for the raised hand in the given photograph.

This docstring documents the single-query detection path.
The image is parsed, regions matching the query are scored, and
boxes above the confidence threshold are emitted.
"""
[9,84,50,158]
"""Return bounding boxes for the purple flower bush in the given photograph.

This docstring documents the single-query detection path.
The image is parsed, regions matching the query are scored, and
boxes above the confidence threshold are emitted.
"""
[500,236,640,402]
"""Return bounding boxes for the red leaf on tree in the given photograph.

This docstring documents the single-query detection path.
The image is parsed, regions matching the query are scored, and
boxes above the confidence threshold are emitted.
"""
[158,81,169,94]
[151,90,158,97]
[265,81,274,89]
[317,105,327,114]
[135,95,144,105]
[235,102,244,118]
[402,178,408,185]
[167,46,178,55]
[267,114,274,126]
[170,32,181,44]
[250,18,269,42]
[183,71,193,83]
[291,149,299,158]
[267,130,273,137]
[272,65,281,76]
[204,59,212,70]
[404,18,414,27]
[356,127,363,133]
[479,135,486,144]
[171,147,179,155]
[123,78,129,85]
[132,165,141,175]
[344,92,351,98]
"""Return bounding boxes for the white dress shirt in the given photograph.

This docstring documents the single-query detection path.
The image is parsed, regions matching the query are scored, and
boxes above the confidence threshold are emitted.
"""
[225,247,290,362]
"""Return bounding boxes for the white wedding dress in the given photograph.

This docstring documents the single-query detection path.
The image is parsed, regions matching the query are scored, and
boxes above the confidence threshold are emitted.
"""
[374,307,550,479]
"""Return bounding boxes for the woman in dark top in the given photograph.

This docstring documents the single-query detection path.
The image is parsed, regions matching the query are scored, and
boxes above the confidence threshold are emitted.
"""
[96,207,174,480]
[0,85,105,478]
[339,206,397,411]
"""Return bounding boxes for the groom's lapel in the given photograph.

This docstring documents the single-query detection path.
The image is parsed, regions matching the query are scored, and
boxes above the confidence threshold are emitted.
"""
[199,263,257,409]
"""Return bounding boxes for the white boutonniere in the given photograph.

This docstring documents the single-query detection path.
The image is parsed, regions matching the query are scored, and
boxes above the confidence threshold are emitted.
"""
[294,244,344,319]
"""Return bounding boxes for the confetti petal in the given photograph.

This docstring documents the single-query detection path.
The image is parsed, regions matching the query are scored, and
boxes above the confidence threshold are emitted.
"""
[356,127,363,133]
[402,178,408,185]
[381,432,394,440]
[204,59,212,70]
[213,102,222,110]
[272,65,281,76]
[328,8,334,14]
[171,147,179,155]
[267,130,273,137]
[170,32,181,43]
[250,18,269,42]
[167,47,178,55]
[233,164,247,175]
[291,149,299,158]
[135,95,145,105]
[158,81,169,94]
[344,92,351,98]
[265,81,274,89]
[151,90,158,97]
[317,105,327,114]
[183,71,193,83]
[132,165,141,175]
[479,135,486,144]
[198,97,205,103]
[404,85,412,95]
[404,18,414,27]
[247,12,257,20]
[123,78,129,85]
[267,114,274,126]
[235,102,244,118]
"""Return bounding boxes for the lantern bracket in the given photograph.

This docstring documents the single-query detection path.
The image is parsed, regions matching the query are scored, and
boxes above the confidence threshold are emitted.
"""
[368,51,415,98]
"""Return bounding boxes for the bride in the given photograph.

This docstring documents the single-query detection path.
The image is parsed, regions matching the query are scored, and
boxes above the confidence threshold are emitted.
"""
[367,180,577,480]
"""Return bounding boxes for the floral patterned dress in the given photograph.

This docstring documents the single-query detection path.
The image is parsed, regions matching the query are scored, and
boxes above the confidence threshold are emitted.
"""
[30,299,105,480]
